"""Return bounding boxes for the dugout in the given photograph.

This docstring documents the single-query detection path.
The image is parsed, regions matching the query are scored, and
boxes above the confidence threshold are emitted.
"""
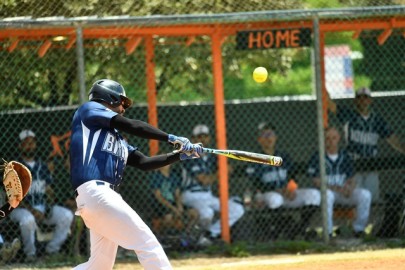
[1,6,404,243]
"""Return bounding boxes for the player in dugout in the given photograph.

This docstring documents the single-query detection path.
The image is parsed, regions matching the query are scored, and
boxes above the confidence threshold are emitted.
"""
[326,87,405,203]
[69,79,203,270]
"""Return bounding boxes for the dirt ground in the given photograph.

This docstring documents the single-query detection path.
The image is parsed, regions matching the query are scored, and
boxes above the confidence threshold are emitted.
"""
[165,249,405,270]
[9,248,405,270]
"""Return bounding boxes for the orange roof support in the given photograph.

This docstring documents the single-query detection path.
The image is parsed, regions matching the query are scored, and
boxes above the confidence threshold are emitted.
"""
[185,36,195,47]
[144,35,159,156]
[125,37,142,55]
[66,37,76,50]
[38,39,52,57]
[211,30,230,243]
[377,28,393,45]
[352,30,361,39]
[7,39,19,52]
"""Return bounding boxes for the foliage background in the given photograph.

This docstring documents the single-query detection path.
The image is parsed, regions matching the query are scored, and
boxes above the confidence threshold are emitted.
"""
[0,0,403,107]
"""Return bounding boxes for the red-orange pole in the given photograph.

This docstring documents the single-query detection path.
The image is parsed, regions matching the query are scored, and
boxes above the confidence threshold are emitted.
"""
[145,35,159,155]
[320,31,328,128]
[211,31,230,243]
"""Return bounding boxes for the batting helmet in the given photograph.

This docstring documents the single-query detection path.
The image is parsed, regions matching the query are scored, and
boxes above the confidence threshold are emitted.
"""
[89,79,133,109]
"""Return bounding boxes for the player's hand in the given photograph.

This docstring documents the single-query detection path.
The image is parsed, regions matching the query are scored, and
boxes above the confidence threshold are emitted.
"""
[179,143,203,160]
[168,134,193,152]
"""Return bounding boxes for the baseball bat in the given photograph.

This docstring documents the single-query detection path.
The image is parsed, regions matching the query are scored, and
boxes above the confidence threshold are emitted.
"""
[202,147,283,166]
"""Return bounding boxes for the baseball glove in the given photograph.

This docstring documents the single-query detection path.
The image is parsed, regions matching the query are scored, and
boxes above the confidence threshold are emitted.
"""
[2,160,32,209]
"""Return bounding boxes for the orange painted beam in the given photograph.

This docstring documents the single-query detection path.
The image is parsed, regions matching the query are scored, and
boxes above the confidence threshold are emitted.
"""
[38,40,52,57]
[144,35,159,156]
[66,37,76,50]
[125,37,142,55]
[352,30,361,39]
[185,36,195,47]
[378,28,393,45]
[0,16,404,43]
[211,30,230,243]
[8,39,19,52]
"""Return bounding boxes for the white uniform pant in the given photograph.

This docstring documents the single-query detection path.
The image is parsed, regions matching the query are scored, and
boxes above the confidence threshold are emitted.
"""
[355,172,379,203]
[259,188,321,209]
[182,190,245,237]
[326,188,372,234]
[10,205,73,256]
[74,180,172,270]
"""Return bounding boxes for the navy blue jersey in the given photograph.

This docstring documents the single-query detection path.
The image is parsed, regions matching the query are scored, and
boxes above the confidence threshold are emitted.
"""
[150,171,181,204]
[307,150,354,187]
[181,154,217,192]
[70,101,136,189]
[245,150,292,191]
[336,105,392,159]
[20,159,52,208]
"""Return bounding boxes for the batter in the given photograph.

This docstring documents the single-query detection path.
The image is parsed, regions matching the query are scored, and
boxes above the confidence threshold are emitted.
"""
[69,79,202,270]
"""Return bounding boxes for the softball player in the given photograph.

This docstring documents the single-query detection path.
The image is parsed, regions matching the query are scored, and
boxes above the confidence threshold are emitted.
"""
[181,124,245,241]
[327,87,405,202]
[308,126,371,236]
[246,122,320,238]
[69,79,202,270]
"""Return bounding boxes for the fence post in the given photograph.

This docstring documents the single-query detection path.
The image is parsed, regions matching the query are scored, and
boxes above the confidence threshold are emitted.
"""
[75,25,86,104]
[313,16,329,243]
[211,30,230,243]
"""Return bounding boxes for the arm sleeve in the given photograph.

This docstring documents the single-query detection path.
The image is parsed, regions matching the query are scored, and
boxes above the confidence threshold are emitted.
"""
[111,114,169,141]
[376,114,393,139]
[127,150,181,171]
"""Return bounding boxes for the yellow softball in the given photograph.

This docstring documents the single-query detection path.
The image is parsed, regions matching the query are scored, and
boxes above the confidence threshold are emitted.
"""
[253,67,268,83]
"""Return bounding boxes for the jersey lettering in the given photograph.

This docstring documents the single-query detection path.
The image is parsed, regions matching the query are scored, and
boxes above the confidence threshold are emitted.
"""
[327,173,347,186]
[102,132,128,160]
[349,129,379,146]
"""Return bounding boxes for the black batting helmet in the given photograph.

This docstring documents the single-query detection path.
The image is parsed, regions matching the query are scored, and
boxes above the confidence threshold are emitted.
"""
[89,79,133,109]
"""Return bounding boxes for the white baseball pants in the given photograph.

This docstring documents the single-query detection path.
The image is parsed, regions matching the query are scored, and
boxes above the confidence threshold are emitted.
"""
[182,190,245,237]
[10,204,73,256]
[73,180,172,270]
[326,188,372,234]
[259,188,321,209]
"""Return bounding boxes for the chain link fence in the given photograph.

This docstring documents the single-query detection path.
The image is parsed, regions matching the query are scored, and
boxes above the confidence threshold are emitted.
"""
[0,1,404,267]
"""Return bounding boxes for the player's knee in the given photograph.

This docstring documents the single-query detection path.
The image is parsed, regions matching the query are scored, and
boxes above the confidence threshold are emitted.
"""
[359,188,372,204]
[20,214,36,231]
[326,189,335,205]
[199,208,214,220]
[267,195,283,209]
[306,189,321,206]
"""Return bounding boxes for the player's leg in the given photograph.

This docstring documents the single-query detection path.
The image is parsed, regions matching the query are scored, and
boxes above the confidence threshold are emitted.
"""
[9,208,36,259]
[355,172,379,203]
[326,190,336,235]
[262,191,284,209]
[182,191,215,230]
[283,189,320,238]
[73,229,118,270]
[335,188,371,233]
[44,205,74,254]
[76,184,172,270]
[208,196,245,237]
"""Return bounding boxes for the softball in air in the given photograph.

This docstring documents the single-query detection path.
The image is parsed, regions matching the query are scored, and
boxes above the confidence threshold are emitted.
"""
[253,67,268,83]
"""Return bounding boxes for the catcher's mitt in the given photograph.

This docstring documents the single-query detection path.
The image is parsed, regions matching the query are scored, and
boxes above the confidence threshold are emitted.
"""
[1,160,32,215]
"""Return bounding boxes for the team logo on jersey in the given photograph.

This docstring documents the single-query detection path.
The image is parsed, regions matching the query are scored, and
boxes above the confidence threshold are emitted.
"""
[349,129,379,145]
[102,132,128,161]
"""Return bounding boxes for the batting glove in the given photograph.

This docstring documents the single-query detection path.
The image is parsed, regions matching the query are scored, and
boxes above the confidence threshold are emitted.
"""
[179,144,203,160]
[168,134,193,152]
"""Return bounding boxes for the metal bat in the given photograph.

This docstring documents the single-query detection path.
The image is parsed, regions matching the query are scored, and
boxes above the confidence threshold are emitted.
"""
[202,147,283,166]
